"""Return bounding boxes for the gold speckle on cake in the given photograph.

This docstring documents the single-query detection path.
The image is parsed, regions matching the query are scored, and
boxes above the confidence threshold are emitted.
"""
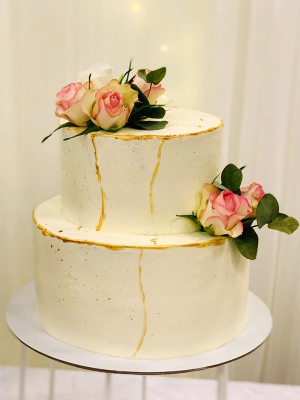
[131,249,147,358]
[91,134,106,231]
[150,139,165,214]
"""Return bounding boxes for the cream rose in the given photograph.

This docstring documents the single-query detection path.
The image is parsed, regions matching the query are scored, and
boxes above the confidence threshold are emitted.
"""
[79,63,114,91]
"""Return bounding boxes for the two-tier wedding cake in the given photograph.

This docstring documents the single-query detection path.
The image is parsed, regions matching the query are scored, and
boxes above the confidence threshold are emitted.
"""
[33,63,298,360]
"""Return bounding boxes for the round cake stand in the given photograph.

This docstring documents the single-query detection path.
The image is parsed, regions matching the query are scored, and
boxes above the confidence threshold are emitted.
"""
[6,283,272,400]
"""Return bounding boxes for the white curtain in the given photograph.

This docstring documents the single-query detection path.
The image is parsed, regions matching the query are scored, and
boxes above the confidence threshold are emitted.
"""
[1,0,299,384]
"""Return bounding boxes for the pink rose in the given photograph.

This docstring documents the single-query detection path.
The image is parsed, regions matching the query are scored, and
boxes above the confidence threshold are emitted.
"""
[241,183,265,209]
[132,69,165,105]
[55,82,89,126]
[198,188,252,238]
[81,80,136,132]
[92,89,130,131]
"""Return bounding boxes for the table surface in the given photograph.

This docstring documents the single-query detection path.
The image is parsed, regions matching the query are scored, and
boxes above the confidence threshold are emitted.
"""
[1,366,299,400]
[6,283,272,375]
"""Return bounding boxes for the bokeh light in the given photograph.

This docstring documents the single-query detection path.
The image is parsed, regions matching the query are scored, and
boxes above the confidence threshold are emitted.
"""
[131,2,141,11]
[160,45,169,52]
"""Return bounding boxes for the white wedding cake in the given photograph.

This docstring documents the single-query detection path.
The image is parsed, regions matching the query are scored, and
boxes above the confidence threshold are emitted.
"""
[33,108,249,360]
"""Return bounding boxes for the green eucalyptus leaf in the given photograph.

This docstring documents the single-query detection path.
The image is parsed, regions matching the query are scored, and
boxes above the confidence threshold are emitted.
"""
[242,218,256,229]
[134,120,168,130]
[240,165,246,171]
[212,173,220,184]
[221,163,243,192]
[268,213,299,234]
[138,69,148,82]
[131,84,149,105]
[204,224,215,236]
[213,181,228,191]
[42,122,76,143]
[63,124,102,141]
[142,106,165,119]
[256,193,279,228]
[234,227,258,260]
[176,214,202,228]
[146,67,166,85]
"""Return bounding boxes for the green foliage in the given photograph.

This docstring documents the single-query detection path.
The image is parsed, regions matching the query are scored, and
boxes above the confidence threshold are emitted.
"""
[268,213,299,234]
[234,227,258,260]
[213,181,228,191]
[42,122,76,143]
[129,74,167,131]
[119,60,133,84]
[142,106,166,119]
[63,121,102,141]
[133,120,168,130]
[242,218,256,229]
[131,84,150,105]
[138,67,166,85]
[256,194,279,228]
[204,224,215,236]
[176,214,202,229]
[221,163,243,193]
[137,69,148,82]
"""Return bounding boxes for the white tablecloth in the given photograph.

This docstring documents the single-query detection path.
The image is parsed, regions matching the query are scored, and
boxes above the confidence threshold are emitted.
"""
[1,366,299,400]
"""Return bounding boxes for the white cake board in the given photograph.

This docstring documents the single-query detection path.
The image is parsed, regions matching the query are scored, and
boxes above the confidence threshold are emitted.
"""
[6,283,272,375]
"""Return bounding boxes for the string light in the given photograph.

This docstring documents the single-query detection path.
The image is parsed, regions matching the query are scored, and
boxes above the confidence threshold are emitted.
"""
[160,45,169,52]
[131,2,141,10]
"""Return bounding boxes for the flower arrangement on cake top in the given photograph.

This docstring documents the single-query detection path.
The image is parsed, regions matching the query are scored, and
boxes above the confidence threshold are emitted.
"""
[42,63,167,143]
[178,164,299,260]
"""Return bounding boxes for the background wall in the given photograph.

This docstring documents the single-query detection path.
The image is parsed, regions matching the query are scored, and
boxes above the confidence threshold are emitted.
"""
[1,0,299,385]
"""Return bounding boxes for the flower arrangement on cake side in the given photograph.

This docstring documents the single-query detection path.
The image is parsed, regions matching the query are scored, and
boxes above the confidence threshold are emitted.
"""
[42,63,168,143]
[178,164,299,260]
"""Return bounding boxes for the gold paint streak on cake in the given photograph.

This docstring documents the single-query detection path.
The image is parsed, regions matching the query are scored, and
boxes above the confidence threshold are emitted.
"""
[91,134,106,231]
[65,119,224,141]
[150,139,165,214]
[132,250,147,358]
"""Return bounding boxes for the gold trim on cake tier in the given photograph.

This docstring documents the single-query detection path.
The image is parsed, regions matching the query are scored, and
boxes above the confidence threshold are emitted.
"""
[32,200,226,251]
[65,119,224,141]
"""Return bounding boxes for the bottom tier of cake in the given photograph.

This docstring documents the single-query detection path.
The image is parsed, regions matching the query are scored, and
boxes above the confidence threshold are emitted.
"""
[33,196,249,360]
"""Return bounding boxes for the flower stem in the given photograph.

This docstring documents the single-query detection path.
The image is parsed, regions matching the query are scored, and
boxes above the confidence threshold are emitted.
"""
[147,83,153,99]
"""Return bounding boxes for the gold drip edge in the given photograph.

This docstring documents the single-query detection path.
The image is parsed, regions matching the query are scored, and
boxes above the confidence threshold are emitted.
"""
[150,139,165,214]
[65,120,224,141]
[91,134,106,231]
[32,211,226,250]
[131,250,147,358]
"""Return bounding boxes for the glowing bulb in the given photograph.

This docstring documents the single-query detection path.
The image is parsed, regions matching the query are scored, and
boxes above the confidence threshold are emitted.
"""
[131,2,141,10]
[160,45,169,52]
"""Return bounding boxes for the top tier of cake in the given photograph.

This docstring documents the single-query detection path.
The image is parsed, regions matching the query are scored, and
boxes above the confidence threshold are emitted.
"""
[60,108,223,235]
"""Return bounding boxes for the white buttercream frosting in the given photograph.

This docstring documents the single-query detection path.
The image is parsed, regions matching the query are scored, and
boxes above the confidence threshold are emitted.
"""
[33,197,249,360]
[60,108,223,235]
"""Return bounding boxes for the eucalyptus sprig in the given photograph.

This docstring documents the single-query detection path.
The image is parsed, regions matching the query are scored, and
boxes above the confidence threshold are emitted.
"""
[127,67,168,131]
[41,122,76,143]
[63,120,102,141]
